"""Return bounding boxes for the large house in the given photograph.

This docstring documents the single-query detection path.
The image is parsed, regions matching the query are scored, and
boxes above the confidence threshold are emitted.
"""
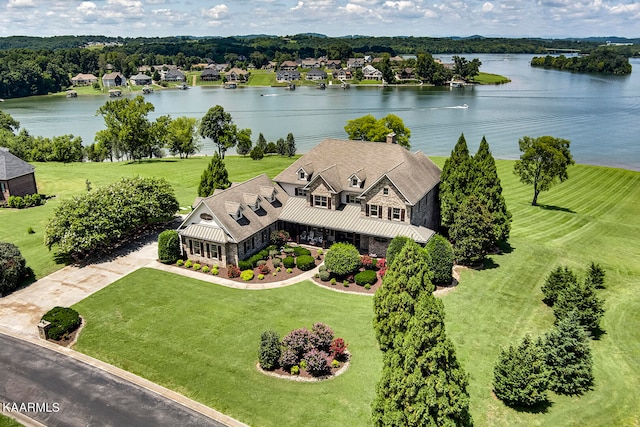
[129,73,152,86]
[362,65,383,80]
[102,72,126,87]
[162,69,186,82]
[71,73,98,86]
[178,137,441,265]
[0,148,38,204]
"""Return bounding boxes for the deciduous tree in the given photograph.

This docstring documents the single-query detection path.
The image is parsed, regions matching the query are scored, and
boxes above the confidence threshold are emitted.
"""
[344,114,411,148]
[514,135,574,206]
[199,105,237,158]
[166,116,200,159]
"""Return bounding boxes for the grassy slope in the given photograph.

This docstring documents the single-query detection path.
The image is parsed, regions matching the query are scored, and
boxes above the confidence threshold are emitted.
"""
[74,274,380,427]
[72,159,640,426]
[0,155,299,279]
[0,415,22,427]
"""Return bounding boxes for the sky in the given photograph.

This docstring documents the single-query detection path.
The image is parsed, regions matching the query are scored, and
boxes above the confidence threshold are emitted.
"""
[0,0,638,39]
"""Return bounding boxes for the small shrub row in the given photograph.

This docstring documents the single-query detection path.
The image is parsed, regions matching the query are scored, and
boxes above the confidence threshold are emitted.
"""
[7,194,44,209]
[41,306,81,340]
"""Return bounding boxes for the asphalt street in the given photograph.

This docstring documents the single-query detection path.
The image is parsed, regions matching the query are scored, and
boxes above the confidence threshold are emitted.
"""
[0,333,225,427]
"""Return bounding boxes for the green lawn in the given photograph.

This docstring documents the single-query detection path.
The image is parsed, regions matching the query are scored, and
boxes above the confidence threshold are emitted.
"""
[473,72,511,85]
[0,415,22,427]
[72,160,640,426]
[0,155,298,279]
[247,70,277,86]
[74,273,380,427]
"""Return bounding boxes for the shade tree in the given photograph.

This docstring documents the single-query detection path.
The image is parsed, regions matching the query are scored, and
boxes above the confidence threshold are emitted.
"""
[514,135,574,206]
[199,105,237,158]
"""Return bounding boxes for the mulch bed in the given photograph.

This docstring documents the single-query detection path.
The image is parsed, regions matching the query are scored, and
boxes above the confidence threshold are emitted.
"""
[177,247,325,285]
[311,275,382,294]
[257,353,351,382]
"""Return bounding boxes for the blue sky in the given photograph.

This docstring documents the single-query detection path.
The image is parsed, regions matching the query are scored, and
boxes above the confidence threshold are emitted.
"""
[0,0,638,38]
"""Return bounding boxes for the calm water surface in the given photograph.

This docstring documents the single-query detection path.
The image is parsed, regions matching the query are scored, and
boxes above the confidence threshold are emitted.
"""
[1,54,638,170]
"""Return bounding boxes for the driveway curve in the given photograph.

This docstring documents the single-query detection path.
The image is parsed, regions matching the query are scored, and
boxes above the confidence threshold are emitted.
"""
[0,332,228,427]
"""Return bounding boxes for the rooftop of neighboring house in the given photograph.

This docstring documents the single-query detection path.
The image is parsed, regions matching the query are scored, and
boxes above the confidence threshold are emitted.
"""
[0,148,35,181]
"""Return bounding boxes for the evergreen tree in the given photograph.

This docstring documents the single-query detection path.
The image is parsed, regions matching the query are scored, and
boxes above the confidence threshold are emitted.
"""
[372,293,472,427]
[373,241,433,352]
[276,137,287,156]
[197,152,231,197]
[256,133,267,151]
[554,277,605,333]
[286,132,296,157]
[440,133,474,229]
[472,136,512,243]
[385,235,412,267]
[235,128,252,156]
[493,335,549,407]
[449,196,495,265]
[587,262,606,289]
[541,265,577,306]
[543,311,594,395]
[425,234,454,286]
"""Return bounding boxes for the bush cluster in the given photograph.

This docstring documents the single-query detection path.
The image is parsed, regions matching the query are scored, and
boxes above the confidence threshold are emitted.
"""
[325,242,361,276]
[260,322,347,377]
[41,306,81,340]
[240,269,254,281]
[7,194,44,209]
[293,246,311,257]
[227,265,241,278]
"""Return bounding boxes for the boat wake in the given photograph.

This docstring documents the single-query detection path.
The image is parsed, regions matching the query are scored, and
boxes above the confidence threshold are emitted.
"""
[424,104,469,110]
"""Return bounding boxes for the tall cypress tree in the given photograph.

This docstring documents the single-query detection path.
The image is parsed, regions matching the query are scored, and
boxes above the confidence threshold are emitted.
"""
[373,241,471,426]
[472,136,512,243]
[197,152,231,197]
[543,311,594,395]
[440,133,474,229]
[372,293,472,427]
[373,241,432,352]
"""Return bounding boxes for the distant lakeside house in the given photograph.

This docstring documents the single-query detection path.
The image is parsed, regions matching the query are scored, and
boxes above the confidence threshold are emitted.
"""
[129,73,152,86]
[71,73,98,86]
[102,72,126,87]
[178,137,441,266]
[0,148,38,204]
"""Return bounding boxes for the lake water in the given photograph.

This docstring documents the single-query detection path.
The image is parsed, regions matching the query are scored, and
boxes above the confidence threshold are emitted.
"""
[1,54,639,170]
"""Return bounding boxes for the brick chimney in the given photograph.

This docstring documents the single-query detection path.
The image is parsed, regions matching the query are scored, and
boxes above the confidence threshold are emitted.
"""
[386,132,397,144]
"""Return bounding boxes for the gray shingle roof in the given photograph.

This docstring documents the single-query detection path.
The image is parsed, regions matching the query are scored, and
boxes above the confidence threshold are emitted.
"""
[274,139,440,205]
[183,174,288,243]
[0,148,35,181]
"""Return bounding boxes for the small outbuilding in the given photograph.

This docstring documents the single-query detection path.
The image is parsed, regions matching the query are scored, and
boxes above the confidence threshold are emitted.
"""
[0,148,38,204]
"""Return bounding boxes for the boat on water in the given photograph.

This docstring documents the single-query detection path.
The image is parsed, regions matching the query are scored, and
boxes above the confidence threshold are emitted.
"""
[286,83,296,90]
[224,82,237,89]
[108,89,122,97]
[316,82,326,90]
[66,90,77,98]
[142,85,154,94]
[177,83,189,90]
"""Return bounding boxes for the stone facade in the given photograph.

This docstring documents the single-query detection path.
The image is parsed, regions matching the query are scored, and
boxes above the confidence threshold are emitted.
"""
[361,177,408,223]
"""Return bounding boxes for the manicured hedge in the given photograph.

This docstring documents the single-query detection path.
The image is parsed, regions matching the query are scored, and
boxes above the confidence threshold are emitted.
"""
[157,230,181,264]
[0,241,27,295]
[296,255,316,271]
[283,256,295,269]
[42,306,81,340]
[293,246,311,257]
[355,269,377,286]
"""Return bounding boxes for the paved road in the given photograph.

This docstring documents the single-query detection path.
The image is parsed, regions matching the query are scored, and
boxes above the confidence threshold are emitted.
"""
[0,333,226,427]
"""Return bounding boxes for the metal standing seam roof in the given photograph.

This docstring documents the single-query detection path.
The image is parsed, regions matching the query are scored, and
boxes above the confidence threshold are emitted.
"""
[279,197,435,243]
[180,223,231,243]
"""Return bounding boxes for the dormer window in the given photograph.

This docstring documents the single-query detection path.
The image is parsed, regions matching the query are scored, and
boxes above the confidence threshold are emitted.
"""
[234,206,244,220]
[298,170,306,180]
[351,177,359,187]
[383,187,389,195]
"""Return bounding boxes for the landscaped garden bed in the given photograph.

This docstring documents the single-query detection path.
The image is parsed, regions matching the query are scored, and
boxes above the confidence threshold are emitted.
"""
[174,244,324,284]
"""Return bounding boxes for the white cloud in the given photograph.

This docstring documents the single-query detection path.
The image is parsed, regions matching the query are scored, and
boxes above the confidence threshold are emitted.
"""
[203,4,229,19]
[7,0,35,7]
[77,1,98,15]
[482,2,494,12]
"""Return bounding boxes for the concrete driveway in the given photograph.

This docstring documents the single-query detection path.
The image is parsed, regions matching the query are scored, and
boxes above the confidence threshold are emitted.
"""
[0,235,159,338]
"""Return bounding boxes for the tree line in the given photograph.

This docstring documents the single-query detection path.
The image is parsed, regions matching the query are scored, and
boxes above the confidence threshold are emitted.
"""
[0,34,620,99]
[531,47,632,74]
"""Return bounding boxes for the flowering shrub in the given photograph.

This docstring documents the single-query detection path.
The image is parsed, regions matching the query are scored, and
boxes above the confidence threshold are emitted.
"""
[270,229,290,247]
[304,349,330,377]
[279,347,298,370]
[282,327,312,358]
[377,258,387,269]
[360,255,374,269]
[227,264,241,278]
[330,337,348,360]
[258,263,270,274]
[310,322,334,351]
